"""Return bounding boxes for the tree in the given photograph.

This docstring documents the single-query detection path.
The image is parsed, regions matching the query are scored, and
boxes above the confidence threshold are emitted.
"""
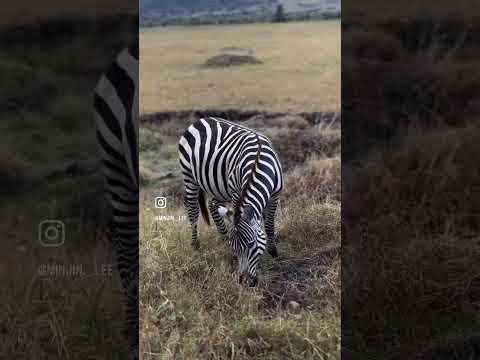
[272,4,286,23]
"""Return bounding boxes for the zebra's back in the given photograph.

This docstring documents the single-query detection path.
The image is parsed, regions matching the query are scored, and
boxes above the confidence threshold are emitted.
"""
[94,46,139,354]
[179,117,283,216]
[94,47,139,237]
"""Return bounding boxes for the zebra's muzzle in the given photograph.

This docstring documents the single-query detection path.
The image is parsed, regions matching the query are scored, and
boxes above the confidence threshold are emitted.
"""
[239,272,258,287]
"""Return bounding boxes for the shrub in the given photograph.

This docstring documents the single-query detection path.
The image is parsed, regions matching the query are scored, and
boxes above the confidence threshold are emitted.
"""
[140,127,163,152]
[266,127,340,170]
[278,199,341,253]
[203,54,263,67]
[283,155,340,202]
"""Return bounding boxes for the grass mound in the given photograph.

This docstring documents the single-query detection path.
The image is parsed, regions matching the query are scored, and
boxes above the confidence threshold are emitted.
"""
[203,53,263,67]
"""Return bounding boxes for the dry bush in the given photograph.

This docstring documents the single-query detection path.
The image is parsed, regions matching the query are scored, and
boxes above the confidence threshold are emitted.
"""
[267,114,310,130]
[140,127,163,152]
[266,127,340,170]
[283,155,340,202]
[203,53,263,67]
[242,113,309,131]
[278,199,340,253]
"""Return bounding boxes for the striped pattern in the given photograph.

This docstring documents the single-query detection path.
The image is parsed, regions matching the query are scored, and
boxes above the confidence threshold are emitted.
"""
[94,46,139,353]
[179,117,283,285]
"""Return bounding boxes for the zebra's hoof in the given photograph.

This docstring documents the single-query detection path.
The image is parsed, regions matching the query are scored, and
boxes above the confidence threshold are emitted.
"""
[268,246,279,258]
[191,242,200,250]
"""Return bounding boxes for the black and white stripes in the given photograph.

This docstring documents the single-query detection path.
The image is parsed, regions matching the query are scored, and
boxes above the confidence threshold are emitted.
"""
[94,46,139,354]
[179,117,283,285]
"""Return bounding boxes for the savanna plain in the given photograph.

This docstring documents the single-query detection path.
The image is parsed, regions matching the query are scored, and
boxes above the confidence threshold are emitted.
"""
[140,20,341,359]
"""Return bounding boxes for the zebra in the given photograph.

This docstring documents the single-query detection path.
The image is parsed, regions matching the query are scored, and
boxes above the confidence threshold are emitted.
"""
[178,117,283,286]
[94,46,139,356]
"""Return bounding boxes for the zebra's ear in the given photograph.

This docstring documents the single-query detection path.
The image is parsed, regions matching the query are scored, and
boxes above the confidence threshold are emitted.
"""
[218,206,234,222]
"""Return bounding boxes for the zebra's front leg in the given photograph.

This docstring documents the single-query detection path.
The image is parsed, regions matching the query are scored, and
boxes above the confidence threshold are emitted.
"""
[264,196,280,258]
[209,199,238,270]
[208,199,229,242]
[184,186,201,250]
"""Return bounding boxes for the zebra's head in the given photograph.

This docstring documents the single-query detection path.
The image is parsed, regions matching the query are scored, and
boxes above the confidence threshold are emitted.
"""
[219,204,265,286]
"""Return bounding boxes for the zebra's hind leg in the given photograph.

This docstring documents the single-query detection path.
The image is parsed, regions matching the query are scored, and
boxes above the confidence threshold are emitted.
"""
[112,228,139,358]
[208,199,229,242]
[264,195,280,258]
[184,185,201,250]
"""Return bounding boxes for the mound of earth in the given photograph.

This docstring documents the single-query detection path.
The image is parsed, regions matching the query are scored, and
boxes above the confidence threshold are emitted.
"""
[204,53,263,67]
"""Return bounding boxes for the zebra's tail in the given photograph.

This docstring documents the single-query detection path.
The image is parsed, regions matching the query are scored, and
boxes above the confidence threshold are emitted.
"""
[198,189,210,226]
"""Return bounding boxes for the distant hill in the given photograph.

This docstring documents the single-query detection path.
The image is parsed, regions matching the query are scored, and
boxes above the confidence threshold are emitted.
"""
[140,0,340,26]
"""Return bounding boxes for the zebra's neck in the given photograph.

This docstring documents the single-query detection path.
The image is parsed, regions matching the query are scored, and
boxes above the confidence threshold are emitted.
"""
[233,133,262,223]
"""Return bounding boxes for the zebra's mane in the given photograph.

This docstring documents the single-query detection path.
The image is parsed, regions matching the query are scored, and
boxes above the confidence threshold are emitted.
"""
[233,133,262,225]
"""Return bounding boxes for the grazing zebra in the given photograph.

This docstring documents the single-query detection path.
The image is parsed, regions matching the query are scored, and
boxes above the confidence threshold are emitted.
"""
[94,46,139,355]
[178,117,283,286]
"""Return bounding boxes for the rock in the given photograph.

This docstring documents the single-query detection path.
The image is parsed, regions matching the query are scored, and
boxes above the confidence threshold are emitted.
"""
[288,300,300,310]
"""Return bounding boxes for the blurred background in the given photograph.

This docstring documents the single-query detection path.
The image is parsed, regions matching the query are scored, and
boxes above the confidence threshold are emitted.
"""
[342,1,480,359]
[0,1,137,358]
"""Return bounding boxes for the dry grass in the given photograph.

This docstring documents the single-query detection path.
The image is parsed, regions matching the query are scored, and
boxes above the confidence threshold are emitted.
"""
[140,194,341,359]
[140,21,340,114]
[139,114,341,359]
[342,16,480,359]
[283,155,341,203]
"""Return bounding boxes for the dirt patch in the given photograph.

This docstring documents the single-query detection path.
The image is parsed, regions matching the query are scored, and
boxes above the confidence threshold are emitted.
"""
[261,245,340,311]
[203,53,263,67]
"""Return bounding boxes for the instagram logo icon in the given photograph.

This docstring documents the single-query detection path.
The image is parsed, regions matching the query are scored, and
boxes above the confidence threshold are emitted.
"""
[155,197,167,209]
[38,220,65,247]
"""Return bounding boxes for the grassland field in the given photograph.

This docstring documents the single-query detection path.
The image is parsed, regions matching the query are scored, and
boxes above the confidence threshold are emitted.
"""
[140,20,340,114]
[139,20,341,359]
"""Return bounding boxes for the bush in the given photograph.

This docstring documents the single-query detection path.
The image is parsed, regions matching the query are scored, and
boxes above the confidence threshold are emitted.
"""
[203,54,263,67]
[266,127,340,170]
[278,199,341,252]
[140,127,163,152]
[283,156,340,202]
